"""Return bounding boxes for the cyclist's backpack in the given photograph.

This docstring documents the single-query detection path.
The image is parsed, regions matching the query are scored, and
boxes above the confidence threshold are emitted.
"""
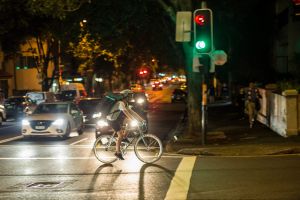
[97,95,119,118]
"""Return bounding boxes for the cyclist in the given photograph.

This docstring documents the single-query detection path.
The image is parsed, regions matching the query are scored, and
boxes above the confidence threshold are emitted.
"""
[106,89,145,160]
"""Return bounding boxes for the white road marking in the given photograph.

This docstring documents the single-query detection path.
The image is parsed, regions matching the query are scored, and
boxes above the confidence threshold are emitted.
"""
[0,135,23,144]
[0,157,95,160]
[70,138,88,145]
[165,156,197,200]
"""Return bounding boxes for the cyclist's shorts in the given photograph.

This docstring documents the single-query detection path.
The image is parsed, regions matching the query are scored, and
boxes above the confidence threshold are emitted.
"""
[107,112,126,132]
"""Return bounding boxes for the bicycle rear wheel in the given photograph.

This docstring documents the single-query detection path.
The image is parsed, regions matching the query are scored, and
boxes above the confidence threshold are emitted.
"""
[134,134,163,163]
[93,134,118,164]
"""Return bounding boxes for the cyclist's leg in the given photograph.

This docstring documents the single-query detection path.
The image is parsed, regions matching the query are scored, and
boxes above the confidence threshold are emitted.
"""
[109,116,126,160]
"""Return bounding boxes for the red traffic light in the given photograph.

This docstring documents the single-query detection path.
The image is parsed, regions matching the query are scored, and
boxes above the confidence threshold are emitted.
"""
[195,14,205,26]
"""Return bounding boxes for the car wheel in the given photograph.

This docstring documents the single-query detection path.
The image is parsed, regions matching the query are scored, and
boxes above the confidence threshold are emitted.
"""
[77,122,84,135]
[62,123,71,139]
[0,114,3,125]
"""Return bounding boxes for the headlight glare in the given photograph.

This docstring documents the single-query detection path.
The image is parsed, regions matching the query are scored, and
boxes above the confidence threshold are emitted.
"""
[52,118,65,126]
[92,112,102,118]
[137,98,145,104]
[97,120,108,127]
[22,119,30,126]
[130,120,138,127]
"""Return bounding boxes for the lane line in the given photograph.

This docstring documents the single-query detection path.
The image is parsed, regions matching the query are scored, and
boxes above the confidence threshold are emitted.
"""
[0,157,95,160]
[165,156,196,200]
[70,138,88,145]
[0,135,23,144]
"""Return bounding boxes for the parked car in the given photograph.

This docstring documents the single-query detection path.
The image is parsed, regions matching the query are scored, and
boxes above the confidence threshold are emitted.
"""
[26,91,56,105]
[4,96,37,120]
[78,97,102,125]
[171,89,187,103]
[0,103,7,125]
[21,102,84,138]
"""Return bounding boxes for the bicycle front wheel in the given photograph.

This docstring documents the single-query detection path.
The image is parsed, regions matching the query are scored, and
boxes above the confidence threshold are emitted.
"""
[134,134,163,163]
[93,134,118,164]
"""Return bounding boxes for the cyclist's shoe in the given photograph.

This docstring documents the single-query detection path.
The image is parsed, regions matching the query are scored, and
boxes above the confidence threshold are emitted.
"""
[115,152,125,160]
[121,137,130,143]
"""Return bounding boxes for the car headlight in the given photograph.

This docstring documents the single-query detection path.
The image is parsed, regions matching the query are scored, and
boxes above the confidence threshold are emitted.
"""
[97,120,108,127]
[130,120,138,127]
[92,112,102,118]
[22,119,30,126]
[52,118,65,126]
[136,98,145,104]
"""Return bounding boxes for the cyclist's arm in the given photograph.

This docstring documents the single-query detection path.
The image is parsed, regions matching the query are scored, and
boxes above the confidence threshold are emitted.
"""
[127,106,145,122]
[119,102,144,123]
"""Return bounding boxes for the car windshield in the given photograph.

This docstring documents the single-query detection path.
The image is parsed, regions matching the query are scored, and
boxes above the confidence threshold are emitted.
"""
[61,90,76,101]
[34,104,68,114]
[78,99,101,113]
[27,93,44,101]
[5,97,26,104]
[174,89,186,94]
[133,93,146,99]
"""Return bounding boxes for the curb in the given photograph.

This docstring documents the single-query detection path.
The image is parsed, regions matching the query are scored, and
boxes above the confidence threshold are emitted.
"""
[174,146,300,156]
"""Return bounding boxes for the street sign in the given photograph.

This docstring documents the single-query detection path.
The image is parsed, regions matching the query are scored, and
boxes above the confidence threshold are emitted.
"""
[211,50,227,65]
[175,12,192,42]
[192,56,203,72]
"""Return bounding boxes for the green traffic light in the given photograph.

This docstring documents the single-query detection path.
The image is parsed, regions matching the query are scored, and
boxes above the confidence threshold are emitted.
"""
[195,41,206,49]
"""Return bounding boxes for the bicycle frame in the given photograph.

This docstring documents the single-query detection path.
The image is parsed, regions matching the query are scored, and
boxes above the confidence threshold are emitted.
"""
[111,122,146,155]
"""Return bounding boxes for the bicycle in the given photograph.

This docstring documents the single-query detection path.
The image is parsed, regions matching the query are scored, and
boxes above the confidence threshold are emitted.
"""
[93,120,163,164]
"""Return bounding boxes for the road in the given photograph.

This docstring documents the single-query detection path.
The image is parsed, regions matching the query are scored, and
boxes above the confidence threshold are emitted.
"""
[0,85,299,199]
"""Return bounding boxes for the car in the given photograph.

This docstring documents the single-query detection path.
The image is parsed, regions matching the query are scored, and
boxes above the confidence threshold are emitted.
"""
[4,96,37,120]
[26,91,56,105]
[95,91,149,138]
[21,102,84,138]
[128,92,149,111]
[130,84,145,92]
[151,81,163,90]
[78,97,102,125]
[0,103,7,126]
[171,89,187,103]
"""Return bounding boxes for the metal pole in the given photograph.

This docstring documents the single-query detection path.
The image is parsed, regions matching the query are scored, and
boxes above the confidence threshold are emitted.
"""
[201,79,207,145]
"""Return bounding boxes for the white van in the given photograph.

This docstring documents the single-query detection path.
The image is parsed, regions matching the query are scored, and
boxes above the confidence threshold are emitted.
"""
[60,83,87,103]
[26,91,56,105]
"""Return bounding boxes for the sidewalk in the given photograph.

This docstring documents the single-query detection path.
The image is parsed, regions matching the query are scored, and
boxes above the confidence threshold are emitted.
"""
[167,103,300,156]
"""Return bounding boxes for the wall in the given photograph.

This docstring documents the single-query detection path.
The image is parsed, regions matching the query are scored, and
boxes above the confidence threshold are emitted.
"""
[257,88,299,137]
[15,69,41,91]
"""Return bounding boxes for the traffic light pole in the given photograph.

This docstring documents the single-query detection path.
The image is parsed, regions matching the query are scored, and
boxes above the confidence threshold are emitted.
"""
[193,2,213,145]
[200,54,210,145]
[201,75,207,145]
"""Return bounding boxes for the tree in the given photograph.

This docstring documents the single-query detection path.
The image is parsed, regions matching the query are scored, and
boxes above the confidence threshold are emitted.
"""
[0,0,91,91]
[155,0,203,137]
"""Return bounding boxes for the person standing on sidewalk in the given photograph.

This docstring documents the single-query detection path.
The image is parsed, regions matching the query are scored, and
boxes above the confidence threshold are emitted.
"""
[245,82,261,128]
[236,86,245,120]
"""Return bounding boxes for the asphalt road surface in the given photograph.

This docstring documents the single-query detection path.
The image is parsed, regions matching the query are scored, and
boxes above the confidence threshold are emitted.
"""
[0,86,299,199]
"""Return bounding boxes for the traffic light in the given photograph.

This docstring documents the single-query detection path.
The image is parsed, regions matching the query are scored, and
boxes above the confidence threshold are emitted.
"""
[193,9,213,54]
[138,68,149,78]
[293,0,300,20]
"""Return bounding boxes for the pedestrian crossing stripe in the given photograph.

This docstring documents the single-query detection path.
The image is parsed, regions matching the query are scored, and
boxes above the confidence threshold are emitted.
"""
[164,156,197,200]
